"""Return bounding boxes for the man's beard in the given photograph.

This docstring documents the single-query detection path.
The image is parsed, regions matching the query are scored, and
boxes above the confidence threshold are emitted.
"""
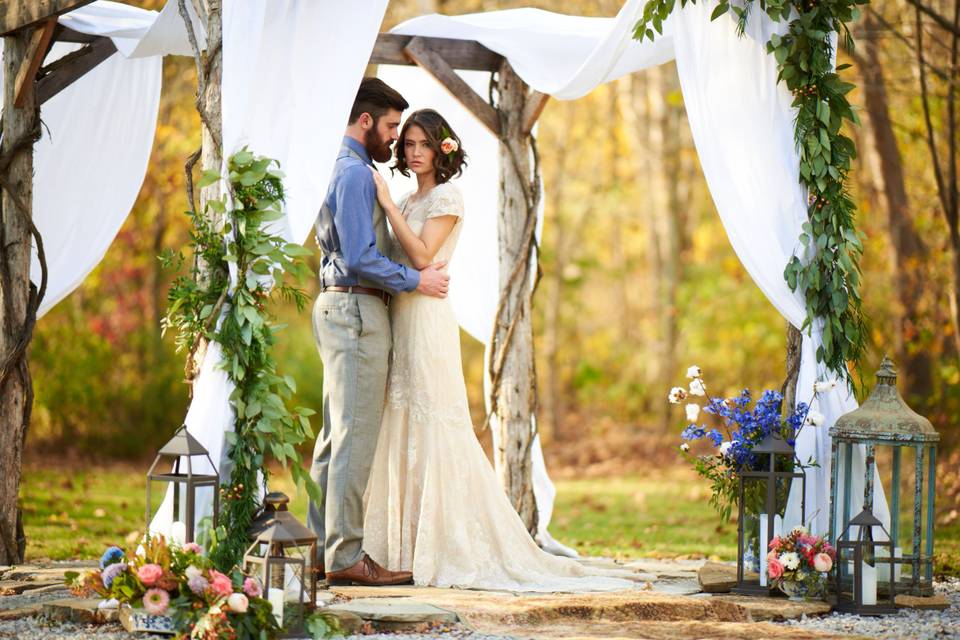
[364,128,393,163]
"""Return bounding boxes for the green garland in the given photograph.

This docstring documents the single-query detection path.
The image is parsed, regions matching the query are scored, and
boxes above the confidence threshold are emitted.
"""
[161,148,320,569]
[634,0,868,384]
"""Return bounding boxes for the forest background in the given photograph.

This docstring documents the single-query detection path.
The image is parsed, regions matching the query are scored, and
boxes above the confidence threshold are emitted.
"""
[22,0,960,564]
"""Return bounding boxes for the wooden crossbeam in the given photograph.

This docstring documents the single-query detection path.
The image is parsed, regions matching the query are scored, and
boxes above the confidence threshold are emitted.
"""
[403,36,501,137]
[373,33,502,72]
[0,0,95,37]
[521,91,549,136]
[36,35,116,106]
[14,19,56,108]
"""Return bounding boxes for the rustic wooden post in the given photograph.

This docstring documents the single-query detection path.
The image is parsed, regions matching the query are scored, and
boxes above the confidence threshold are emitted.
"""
[490,62,542,534]
[782,324,803,414]
[0,26,39,565]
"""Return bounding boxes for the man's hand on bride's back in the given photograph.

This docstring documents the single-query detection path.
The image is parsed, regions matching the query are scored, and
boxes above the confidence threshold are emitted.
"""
[416,261,450,298]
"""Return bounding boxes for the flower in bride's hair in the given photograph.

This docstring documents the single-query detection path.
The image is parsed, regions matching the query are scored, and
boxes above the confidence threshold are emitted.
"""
[440,137,459,155]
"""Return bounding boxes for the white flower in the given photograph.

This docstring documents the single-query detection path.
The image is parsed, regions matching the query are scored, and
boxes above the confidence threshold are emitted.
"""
[686,365,703,379]
[668,387,687,404]
[685,403,700,422]
[680,443,690,452]
[780,552,800,571]
[440,137,459,155]
[689,379,706,396]
[813,380,838,393]
[185,565,203,581]
[804,410,825,427]
[719,441,732,456]
[227,592,249,613]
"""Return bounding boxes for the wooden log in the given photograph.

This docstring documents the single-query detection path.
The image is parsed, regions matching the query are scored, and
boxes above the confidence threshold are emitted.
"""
[521,91,549,136]
[13,18,55,107]
[36,36,116,106]
[492,61,538,535]
[403,36,501,137]
[0,26,37,565]
[372,33,502,72]
[0,0,94,37]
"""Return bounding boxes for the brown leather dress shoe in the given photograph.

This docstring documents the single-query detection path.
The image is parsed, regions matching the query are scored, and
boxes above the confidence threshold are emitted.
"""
[325,554,413,586]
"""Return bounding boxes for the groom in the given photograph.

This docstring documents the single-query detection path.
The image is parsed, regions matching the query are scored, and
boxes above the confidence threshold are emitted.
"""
[309,77,449,586]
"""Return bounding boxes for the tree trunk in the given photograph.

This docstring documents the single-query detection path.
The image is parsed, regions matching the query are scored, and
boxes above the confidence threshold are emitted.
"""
[0,27,37,565]
[492,62,538,535]
[857,11,932,398]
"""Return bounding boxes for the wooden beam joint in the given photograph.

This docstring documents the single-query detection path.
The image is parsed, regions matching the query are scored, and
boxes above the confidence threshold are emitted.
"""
[14,19,56,109]
[36,35,116,106]
[521,90,549,136]
[403,36,502,137]
[1,0,95,37]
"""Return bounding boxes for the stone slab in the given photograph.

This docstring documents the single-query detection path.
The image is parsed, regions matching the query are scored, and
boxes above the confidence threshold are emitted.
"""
[323,609,366,634]
[478,619,856,639]
[41,597,119,624]
[0,579,65,595]
[0,603,41,620]
[327,597,459,625]
[698,561,739,593]
[649,579,702,596]
[895,593,951,610]
[711,594,832,621]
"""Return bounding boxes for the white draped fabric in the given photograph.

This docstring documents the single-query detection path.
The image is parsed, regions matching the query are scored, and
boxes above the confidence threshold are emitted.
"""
[25,0,880,542]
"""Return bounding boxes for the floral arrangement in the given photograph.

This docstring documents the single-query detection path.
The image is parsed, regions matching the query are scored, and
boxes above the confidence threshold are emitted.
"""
[669,366,835,520]
[767,525,836,598]
[65,535,282,640]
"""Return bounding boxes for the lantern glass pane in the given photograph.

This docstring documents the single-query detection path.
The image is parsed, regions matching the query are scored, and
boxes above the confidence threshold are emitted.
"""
[740,475,767,582]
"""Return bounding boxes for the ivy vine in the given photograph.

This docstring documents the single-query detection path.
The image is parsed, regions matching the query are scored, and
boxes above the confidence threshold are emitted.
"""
[161,148,320,569]
[634,0,868,385]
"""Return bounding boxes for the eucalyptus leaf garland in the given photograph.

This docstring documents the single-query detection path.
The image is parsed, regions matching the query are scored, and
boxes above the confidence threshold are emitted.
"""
[161,148,320,569]
[633,0,868,385]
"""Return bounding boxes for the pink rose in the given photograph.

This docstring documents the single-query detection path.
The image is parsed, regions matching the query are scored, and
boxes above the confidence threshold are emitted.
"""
[766,550,779,563]
[182,542,203,554]
[208,569,234,598]
[767,558,784,580]
[137,564,163,587]
[813,552,833,572]
[242,577,262,598]
[768,536,781,551]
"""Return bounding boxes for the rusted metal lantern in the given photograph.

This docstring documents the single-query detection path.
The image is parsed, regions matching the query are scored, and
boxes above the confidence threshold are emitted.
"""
[835,508,898,615]
[145,425,219,544]
[243,519,318,637]
[829,357,939,597]
[733,432,807,596]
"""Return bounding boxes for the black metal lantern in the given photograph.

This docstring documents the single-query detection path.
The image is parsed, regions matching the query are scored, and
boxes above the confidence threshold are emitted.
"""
[829,357,939,597]
[734,433,807,596]
[243,518,318,637]
[145,425,219,544]
[835,508,898,615]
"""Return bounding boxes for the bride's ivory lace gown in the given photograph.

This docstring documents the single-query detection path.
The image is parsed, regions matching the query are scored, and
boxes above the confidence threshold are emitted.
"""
[362,181,634,592]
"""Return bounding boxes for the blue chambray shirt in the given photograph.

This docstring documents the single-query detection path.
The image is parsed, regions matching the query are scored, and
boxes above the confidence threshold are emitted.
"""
[315,136,419,293]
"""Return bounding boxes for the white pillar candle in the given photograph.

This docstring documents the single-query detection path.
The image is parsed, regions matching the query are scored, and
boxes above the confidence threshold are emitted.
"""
[759,513,769,586]
[268,587,284,626]
[170,521,186,546]
[861,561,877,606]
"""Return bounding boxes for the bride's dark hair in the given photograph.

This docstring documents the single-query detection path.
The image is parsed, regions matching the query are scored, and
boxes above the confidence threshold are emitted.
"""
[392,109,467,184]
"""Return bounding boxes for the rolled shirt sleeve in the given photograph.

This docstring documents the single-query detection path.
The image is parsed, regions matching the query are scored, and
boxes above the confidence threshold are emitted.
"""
[334,164,420,293]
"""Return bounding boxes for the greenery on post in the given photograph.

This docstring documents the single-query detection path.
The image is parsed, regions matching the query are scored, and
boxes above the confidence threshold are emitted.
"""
[161,148,320,569]
[633,0,869,385]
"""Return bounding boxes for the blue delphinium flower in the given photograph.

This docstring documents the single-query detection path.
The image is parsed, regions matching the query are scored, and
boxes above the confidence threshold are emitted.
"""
[681,424,706,440]
[99,546,124,569]
[707,429,723,446]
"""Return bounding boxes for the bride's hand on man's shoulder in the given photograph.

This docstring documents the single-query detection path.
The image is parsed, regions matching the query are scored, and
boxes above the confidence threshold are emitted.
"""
[367,165,395,211]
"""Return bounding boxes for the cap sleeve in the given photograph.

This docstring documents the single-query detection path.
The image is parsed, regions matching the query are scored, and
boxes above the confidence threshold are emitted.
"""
[426,182,464,220]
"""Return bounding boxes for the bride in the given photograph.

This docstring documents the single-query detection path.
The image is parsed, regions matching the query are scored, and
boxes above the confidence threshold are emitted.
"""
[363,108,634,592]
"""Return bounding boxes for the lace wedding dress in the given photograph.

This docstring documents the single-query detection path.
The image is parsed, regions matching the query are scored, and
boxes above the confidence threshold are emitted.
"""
[362,181,635,592]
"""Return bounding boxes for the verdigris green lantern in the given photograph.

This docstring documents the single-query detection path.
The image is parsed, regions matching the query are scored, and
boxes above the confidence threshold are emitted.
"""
[829,357,939,597]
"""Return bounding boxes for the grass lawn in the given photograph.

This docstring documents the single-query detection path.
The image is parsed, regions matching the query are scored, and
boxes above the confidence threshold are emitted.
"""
[19,463,960,578]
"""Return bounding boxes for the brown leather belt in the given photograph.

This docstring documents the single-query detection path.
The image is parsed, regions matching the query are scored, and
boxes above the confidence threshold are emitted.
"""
[321,285,391,306]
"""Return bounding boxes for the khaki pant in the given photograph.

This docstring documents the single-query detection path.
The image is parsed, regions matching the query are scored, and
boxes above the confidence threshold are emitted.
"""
[308,291,391,572]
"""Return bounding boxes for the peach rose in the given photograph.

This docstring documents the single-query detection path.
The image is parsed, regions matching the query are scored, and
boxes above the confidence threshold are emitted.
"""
[813,552,833,572]
[440,137,458,155]
[208,570,234,598]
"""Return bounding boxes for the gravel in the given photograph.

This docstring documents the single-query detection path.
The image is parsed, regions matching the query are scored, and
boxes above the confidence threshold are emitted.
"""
[779,578,960,639]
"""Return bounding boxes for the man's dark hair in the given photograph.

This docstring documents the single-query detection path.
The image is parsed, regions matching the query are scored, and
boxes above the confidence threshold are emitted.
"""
[348,77,409,125]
